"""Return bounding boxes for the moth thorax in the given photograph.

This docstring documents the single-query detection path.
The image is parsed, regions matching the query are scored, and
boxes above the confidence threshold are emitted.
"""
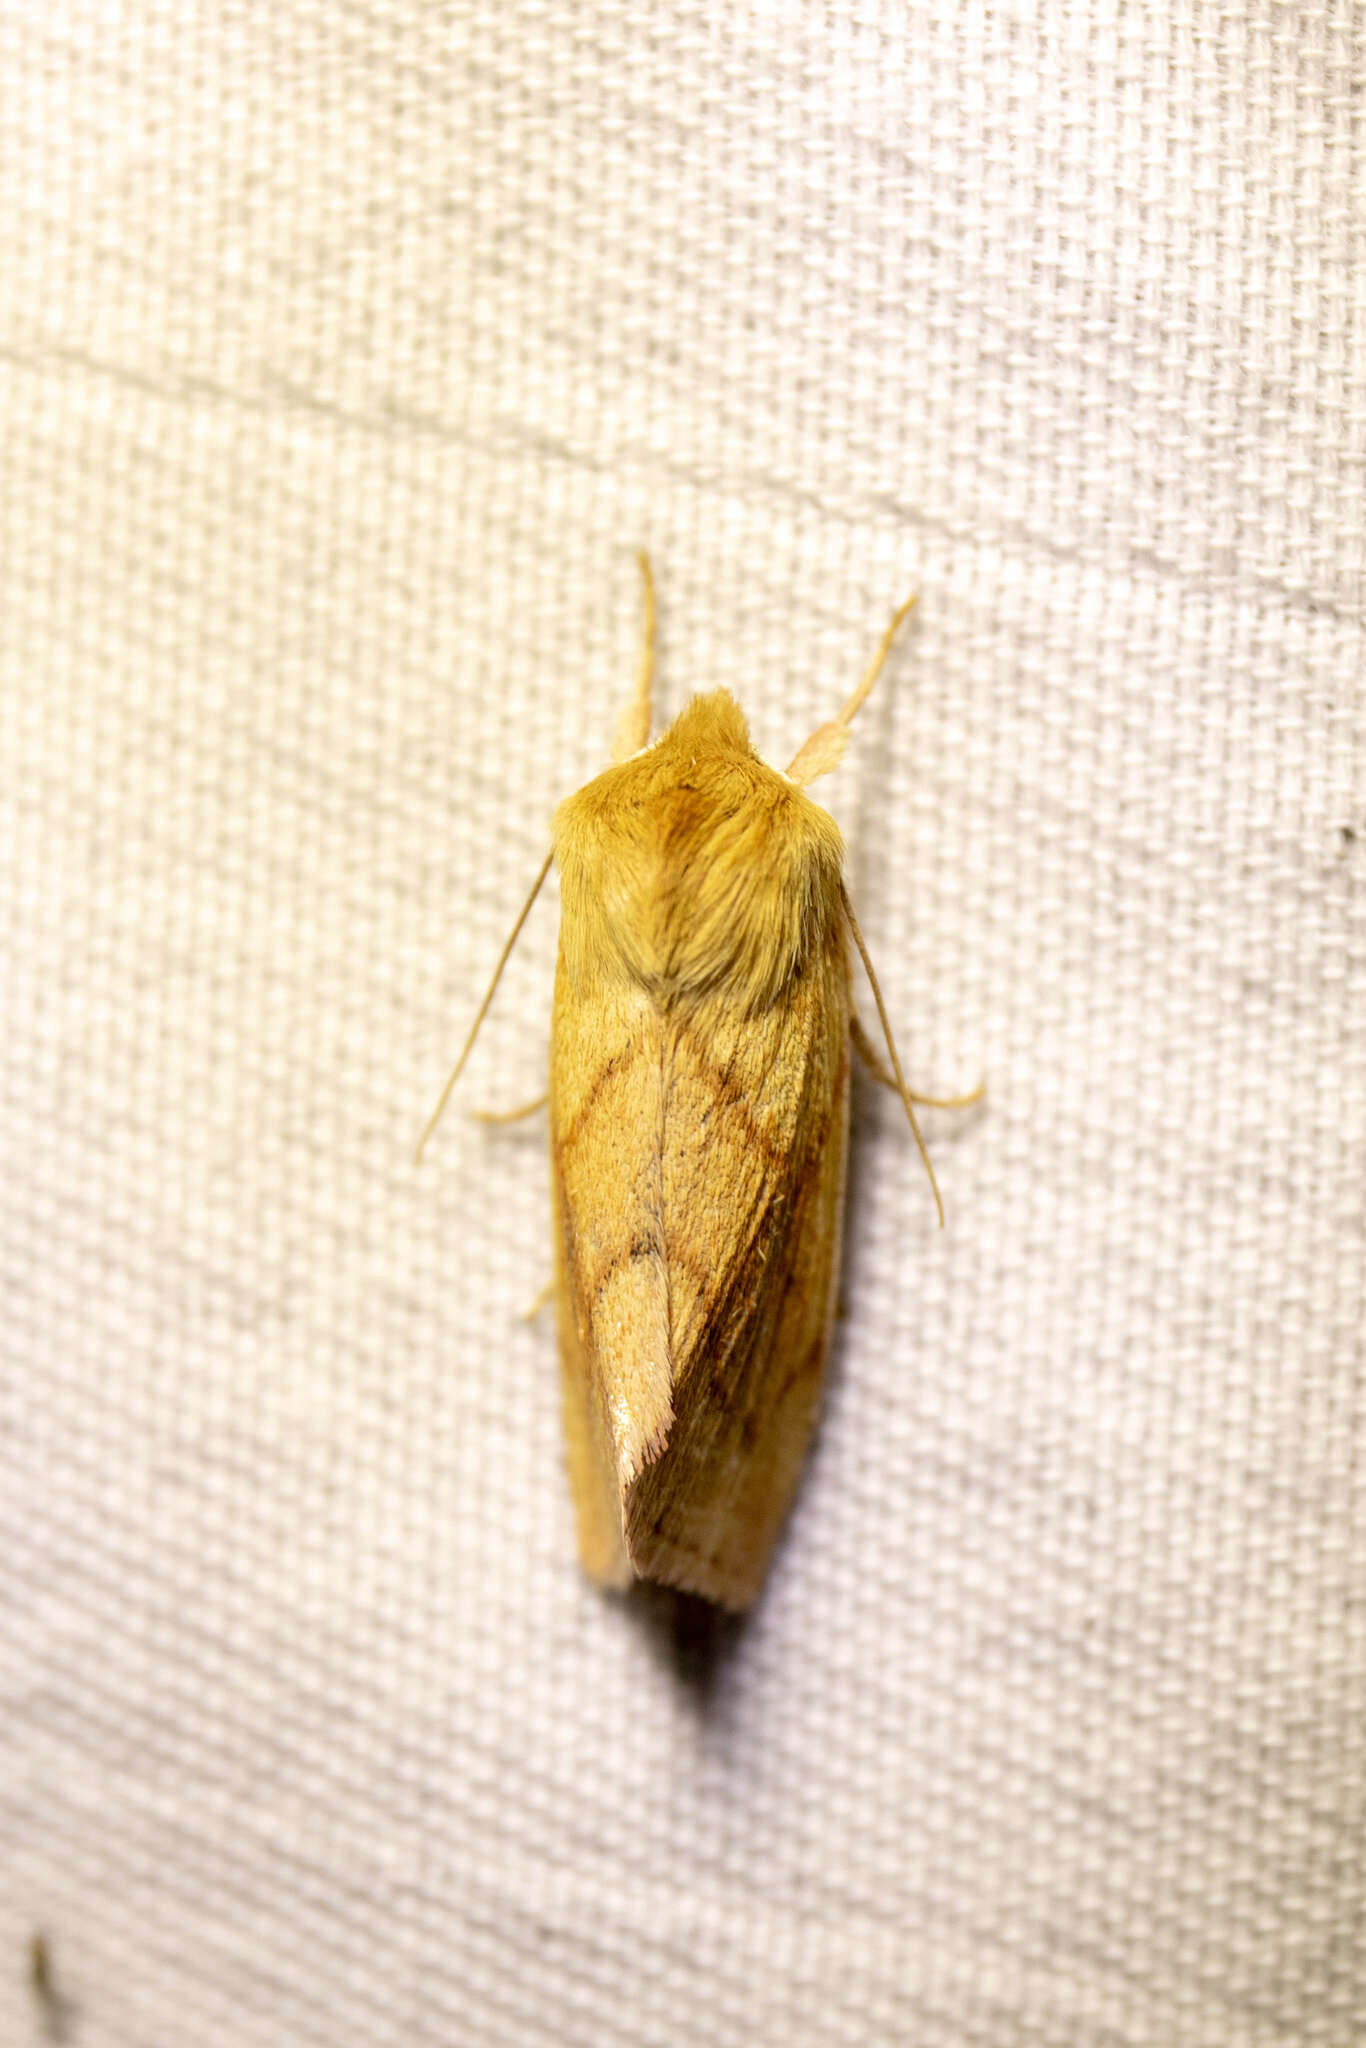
[616,788,843,1007]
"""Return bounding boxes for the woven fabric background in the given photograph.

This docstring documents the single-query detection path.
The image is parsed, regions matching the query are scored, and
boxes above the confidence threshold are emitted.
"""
[1,6,1362,2045]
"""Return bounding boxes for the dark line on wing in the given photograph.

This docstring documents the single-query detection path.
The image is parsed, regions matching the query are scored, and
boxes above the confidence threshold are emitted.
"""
[666,1013,792,1171]
[583,1229,664,1307]
[555,1048,627,1153]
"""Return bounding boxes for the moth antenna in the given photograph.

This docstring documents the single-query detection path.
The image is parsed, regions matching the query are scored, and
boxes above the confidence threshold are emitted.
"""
[415,846,555,1164]
[840,882,944,1228]
[787,592,918,787]
[612,550,656,763]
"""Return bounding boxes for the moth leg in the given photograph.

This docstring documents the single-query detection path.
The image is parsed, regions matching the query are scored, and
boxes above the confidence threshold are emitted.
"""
[472,1093,549,1125]
[850,1008,897,1090]
[521,1279,555,1323]
[851,1011,984,1109]
[611,550,656,762]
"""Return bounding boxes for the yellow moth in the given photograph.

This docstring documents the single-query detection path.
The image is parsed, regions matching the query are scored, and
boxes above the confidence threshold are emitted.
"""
[421,559,974,1610]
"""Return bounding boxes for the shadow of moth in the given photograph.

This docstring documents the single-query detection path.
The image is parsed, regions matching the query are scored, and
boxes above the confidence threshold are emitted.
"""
[421,558,976,1610]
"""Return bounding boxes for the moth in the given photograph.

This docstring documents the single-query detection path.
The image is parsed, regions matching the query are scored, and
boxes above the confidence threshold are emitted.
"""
[421,559,974,1610]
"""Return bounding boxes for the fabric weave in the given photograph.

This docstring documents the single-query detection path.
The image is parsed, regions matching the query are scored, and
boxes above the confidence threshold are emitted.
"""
[1,6,1362,2044]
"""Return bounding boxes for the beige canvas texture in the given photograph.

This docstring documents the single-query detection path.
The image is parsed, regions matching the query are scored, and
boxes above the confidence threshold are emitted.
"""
[1,6,1362,2045]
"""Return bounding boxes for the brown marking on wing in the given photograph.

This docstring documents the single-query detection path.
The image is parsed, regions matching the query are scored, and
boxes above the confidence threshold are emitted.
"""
[581,1229,663,1305]
[666,1012,792,1173]
[555,1047,628,1155]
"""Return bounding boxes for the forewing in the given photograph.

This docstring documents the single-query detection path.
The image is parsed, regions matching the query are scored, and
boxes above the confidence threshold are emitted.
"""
[550,957,673,1582]
[624,920,851,1607]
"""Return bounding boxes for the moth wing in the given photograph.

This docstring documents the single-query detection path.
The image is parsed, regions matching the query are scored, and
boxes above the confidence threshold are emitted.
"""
[551,919,850,1610]
[550,966,673,1589]
[552,1204,633,1590]
[625,919,851,1607]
